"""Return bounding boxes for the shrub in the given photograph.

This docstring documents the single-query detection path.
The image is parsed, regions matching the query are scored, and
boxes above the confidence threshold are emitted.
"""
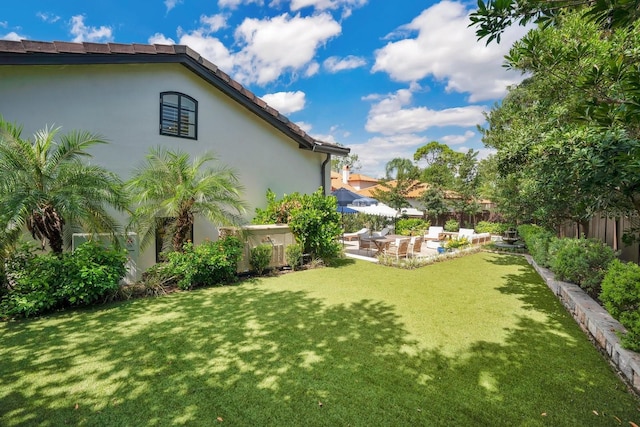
[517,224,555,267]
[163,236,243,290]
[57,241,127,306]
[549,238,617,298]
[250,244,272,275]
[395,218,430,236]
[286,243,303,270]
[254,189,342,263]
[475,221,509,235]
[0,241,127,318]
[600,260,640,351]
[0,253,64,318]
[444,219,460,232]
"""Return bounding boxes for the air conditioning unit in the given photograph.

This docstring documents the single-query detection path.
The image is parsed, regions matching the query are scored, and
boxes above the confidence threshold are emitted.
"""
[71,232,139,284]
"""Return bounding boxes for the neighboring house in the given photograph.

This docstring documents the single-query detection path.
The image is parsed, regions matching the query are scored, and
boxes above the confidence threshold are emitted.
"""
[0,40,349,271]
[330,167,379,193]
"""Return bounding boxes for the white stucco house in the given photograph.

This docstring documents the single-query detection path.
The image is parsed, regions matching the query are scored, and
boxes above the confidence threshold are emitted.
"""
[0,39,349,273]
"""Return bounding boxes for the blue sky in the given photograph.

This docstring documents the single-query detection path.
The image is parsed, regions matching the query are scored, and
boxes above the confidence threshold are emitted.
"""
[0,0,528,178]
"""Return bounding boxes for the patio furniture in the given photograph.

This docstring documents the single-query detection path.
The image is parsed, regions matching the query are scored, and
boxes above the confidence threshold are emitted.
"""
[360,235,392,255]
[384,237,410,260]
[409,235,423,257]
[342,228,369,241]
[424,226,444,241]
[458,228,491,244]
[371,227,390,238]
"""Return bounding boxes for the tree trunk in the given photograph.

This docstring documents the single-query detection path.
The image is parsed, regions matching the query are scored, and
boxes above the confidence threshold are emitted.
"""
[27,204,64,254]
[172,210,194,252]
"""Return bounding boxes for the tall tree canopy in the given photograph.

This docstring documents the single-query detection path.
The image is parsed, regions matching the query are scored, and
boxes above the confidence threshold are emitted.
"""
[469,0,640,44]
[481,12,640,234]
[0,118,128,254]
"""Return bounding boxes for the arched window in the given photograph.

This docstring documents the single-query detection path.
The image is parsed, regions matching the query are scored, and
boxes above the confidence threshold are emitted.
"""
[160,92,197,139]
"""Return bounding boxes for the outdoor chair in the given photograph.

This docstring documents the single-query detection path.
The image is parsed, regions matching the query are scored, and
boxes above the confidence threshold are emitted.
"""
[342,227,369,241]
[409,235,423,257]
[424,226,444,241]
[384,237,410,260]
[372,227,390,238]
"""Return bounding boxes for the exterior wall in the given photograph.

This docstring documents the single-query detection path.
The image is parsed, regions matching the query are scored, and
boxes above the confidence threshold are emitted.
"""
[0,63,329,273]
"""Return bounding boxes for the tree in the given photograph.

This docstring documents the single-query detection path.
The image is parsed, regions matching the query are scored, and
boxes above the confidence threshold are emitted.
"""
[414,141,459,188]
[0,118,128,254]
[371,158,420,211]
[127,147,247,253]
[469,0,640,44]
[331,152,361,173]
[481,12,640,234]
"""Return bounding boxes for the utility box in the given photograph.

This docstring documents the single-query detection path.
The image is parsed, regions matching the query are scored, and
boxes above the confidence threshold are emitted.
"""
[219,225,296,273]
[71,232,139,284]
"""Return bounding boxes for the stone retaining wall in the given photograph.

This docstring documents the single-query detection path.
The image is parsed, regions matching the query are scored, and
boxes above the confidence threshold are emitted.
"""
[525,255,640,394]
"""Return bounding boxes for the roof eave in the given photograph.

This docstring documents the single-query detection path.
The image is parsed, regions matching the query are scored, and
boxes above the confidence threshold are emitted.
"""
[0,41,350,157]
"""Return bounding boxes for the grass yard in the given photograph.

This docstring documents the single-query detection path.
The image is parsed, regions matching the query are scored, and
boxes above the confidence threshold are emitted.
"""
[1,252,639,426]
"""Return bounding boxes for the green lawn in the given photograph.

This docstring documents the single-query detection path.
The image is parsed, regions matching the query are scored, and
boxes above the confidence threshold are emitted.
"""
[1,252,639,426]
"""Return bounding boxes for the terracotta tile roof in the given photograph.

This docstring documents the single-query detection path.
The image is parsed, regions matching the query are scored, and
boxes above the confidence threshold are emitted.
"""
[0,39,349,157]
[359,180,462,199]
[348,173,379,183]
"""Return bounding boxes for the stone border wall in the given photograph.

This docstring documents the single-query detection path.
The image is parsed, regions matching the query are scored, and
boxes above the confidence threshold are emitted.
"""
[525,255,640,394]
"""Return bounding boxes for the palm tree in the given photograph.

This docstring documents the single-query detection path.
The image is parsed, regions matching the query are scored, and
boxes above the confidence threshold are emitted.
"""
[127,146,247,253]
[0,117,129,254]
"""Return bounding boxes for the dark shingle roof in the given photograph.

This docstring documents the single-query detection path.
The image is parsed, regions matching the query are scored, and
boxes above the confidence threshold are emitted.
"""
[0,39,349,156]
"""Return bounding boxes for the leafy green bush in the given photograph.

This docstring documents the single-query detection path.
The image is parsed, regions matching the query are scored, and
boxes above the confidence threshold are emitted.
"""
[286,243,303,270]
[444,219,460,232]
[0,241,127,318]
[250,244,272,275]
[58,241,127,306]
[549,238,617,298]
[395,218,430,236]
[475,221,509,235]
[254,189,342,262]
[164,237,243,290]
[600,260,640,351]
[517,224,555,267]
[0,253,64,318]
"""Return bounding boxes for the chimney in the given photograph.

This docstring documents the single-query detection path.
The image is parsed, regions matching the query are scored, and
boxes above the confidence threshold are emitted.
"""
[342,165,350,184]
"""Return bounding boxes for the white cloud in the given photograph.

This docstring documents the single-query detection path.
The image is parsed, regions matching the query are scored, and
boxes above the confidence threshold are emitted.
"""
[233,13,341,85]
[149,14,235,71]
[289,0,368,13]
[36,12,60,23]
[165,0,183,12]
[305,61,320,77]
[177,32,236,71]
[365,88,486,135]
[200,14,228,32]
[148,33,176,45]
[323,55,366,72]
[347,134,428,178]
[260,91,306,114]
[69,15,113,43]
[219,0,263,8]
[0,21,7,29]
[1,31,25,41]
[441,130,475,145]
[372,1,527,102]
[296,121,313,133]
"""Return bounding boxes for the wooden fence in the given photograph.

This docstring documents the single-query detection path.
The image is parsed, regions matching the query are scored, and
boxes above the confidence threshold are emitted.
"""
[559,214,640,264]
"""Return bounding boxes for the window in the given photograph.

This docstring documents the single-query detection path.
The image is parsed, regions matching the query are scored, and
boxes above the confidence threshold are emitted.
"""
[160,92,197,139]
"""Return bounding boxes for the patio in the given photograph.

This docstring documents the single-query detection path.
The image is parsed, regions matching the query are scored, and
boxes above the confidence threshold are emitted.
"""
[341,235,439,262]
